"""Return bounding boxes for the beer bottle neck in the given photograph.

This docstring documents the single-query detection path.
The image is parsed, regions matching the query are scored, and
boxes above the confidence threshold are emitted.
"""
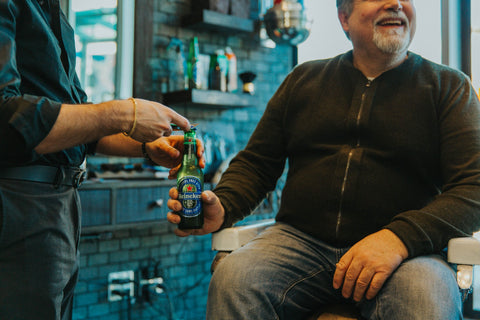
[182,143,198,166]
[182,129,198,166]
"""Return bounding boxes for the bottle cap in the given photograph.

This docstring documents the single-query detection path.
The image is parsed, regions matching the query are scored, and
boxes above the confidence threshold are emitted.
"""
[171,123,198,131]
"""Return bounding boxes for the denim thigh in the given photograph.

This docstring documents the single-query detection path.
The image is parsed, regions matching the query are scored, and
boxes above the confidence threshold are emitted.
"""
[208,222,463,320]
[0,180,81,320]
[359,254,463,320]
[207,222,350,320]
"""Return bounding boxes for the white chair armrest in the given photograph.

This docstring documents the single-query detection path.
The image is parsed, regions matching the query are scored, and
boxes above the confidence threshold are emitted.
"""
[211,219,275,251]
[447,237,480,265]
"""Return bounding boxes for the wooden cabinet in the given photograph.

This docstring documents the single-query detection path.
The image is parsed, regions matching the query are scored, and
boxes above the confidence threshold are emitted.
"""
[79,180,188,233]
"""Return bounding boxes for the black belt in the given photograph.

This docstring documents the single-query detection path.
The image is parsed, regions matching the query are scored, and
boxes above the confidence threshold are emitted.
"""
[0,165,86,188]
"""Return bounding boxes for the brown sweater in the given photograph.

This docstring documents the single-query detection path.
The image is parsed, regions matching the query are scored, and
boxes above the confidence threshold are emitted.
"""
[214,51,480,258]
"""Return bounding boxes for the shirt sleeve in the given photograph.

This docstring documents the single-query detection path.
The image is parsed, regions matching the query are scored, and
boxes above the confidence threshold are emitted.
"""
[213,71,296,228]
[0,2,62,163]
[386,72,480,257]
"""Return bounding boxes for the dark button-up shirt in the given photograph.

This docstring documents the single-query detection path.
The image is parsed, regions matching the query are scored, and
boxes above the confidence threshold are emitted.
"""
[0,0,94,167]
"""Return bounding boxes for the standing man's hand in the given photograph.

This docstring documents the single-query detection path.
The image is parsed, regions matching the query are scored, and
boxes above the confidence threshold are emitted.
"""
[130,98,190,142]
[332,229,409,302]
[167,190,225,237]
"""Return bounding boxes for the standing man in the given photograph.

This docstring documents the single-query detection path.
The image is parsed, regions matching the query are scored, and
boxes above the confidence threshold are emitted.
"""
[168,0,480,319]
[0,1,202,319]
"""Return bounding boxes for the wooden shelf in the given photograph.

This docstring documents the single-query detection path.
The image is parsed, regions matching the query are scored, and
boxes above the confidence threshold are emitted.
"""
[182,9,254,33]
[163,89,258,109]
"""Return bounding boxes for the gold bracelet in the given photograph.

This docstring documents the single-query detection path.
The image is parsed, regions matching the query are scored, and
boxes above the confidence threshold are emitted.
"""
[123,97,138,137]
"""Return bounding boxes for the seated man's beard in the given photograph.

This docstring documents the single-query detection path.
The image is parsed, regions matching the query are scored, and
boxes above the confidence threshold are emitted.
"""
[373,28,410,54]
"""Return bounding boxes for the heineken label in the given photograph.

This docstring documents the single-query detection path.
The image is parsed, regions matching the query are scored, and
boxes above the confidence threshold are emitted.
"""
[178,176,202,217]
[184,137,195,145]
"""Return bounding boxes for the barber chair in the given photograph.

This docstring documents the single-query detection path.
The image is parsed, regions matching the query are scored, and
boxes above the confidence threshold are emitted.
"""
[211,219,480,320]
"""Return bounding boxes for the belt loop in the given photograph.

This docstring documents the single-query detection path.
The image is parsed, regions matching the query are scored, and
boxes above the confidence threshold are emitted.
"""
[54,166,65,189]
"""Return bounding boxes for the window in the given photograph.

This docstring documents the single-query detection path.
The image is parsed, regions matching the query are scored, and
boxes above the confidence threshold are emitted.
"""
[62,0,134,103]
[298,0,442,64]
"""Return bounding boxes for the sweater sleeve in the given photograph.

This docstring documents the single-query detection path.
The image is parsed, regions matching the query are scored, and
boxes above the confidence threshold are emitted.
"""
[213,72,297,228]
[386,72,480,258]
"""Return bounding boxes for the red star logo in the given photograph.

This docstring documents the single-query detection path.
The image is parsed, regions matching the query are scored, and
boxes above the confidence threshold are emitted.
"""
[187,185,193,191]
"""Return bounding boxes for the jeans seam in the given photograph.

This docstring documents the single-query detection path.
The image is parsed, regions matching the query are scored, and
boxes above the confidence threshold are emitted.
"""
[278,266,328,308]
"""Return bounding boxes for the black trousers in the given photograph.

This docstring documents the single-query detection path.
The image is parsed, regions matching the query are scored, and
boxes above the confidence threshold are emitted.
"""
[0,179,81,320]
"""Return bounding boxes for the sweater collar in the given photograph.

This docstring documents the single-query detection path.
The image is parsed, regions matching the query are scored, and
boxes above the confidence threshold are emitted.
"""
[340,50,421,82]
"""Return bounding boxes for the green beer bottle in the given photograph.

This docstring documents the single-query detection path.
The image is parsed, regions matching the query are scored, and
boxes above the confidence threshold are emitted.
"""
[177,128,204,229]
[187,37,200,89]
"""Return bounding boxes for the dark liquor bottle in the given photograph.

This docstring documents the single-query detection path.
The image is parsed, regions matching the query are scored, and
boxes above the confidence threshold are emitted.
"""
[177,128,204,229]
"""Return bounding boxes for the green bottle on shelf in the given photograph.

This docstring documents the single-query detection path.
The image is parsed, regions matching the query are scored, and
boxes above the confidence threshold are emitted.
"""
[187,37,201,89]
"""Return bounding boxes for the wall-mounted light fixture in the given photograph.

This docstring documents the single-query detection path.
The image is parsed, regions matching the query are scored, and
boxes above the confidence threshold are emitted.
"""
[263,0,311,46]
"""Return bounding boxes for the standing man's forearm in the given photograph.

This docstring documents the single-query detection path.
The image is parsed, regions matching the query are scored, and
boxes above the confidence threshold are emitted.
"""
[35,101,123,154]
[34,99,190,154]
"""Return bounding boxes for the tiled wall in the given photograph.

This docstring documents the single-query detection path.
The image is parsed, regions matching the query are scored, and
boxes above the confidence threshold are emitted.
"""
[73,0,293,319]
[73,212,277,320]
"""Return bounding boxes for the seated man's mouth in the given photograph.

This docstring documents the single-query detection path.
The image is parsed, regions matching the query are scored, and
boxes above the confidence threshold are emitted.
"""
[377,18,406,27]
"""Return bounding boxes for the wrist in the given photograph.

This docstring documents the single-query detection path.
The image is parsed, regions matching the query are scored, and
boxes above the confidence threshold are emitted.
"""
[383,229,409,260]
[99,100,132,134]
[142,142,154,163]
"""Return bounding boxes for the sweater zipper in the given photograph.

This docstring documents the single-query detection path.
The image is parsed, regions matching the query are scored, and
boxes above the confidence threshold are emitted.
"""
[336,79,373,238]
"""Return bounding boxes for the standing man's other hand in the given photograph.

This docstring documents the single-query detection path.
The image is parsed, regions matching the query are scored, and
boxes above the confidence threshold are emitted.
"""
[144,136,206,173]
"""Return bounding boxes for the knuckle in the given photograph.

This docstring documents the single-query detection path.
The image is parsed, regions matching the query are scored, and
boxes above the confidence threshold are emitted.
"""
[166,199,177,209]
[344,272,357,282]
[369,275,387,290]
[355,279,369,288]
[168,187,178,196]
[369,281,383,291]
[336,262,348,272]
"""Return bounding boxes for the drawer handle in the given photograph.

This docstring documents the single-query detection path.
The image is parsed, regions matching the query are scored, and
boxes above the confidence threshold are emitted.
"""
[148,199,164,210]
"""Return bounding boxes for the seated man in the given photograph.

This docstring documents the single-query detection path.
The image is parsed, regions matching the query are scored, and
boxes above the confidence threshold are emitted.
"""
[167,0,480,319]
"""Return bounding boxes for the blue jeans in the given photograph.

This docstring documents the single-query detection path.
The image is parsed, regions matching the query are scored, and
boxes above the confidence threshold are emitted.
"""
[0,180,81,320]
[207,222,463,320]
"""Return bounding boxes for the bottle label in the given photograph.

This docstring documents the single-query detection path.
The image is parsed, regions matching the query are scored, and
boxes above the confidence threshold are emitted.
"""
[178,176,202,217]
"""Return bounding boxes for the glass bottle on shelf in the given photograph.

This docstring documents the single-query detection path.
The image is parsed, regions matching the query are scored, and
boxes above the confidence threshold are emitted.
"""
[187,37,201,89]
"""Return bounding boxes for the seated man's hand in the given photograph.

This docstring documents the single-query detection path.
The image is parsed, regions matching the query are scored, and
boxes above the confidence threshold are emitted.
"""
[332,229,409,302]
[167,189,225,237]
